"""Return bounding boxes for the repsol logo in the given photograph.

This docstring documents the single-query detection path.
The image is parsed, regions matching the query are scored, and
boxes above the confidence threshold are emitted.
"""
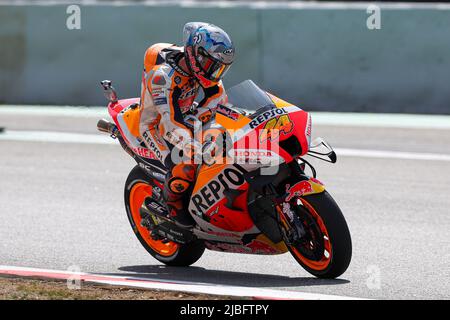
[190,165,247,215]
[249,108,288,129]
[142,131,163,162]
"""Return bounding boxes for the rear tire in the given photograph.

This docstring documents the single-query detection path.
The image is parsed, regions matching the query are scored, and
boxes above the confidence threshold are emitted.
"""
[288,191,352,278]
[124,165,205,266]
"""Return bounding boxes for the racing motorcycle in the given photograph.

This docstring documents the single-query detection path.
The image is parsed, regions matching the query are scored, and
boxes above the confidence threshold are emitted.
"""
[97,79,352,278]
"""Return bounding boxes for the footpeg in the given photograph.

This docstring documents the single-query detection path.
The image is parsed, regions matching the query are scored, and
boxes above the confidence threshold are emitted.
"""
[140,198,194,245]
[142,198,169,218]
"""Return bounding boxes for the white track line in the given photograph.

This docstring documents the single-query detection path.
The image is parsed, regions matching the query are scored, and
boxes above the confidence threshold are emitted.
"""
[311,112,450,130]
[0,130,114,145]
[335,148,450,162]
[1,129,450,162]
[0,265,362,300]
[0,105,108,118]
[2,105,450,130]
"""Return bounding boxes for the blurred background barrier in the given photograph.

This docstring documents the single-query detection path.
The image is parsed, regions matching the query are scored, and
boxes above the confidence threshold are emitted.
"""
[1,1,450,114]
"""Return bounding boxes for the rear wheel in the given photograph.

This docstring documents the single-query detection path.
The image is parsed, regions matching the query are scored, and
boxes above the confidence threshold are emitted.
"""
[124,165,205,266]
[287,191,352,278]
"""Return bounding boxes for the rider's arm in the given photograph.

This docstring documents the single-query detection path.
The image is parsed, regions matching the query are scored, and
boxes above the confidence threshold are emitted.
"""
[148,66,193,147]
[197,80,227,111]
[192,81,227,124]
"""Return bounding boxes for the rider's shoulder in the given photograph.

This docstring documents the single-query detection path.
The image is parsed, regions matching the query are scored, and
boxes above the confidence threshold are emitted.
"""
[149,64,173,88]
[145,43,173,56]
[144,43,177,72]
[144,43,182,59]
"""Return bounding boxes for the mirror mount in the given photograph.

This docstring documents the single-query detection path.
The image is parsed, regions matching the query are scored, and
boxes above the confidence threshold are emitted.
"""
[307,137,337,163]
[100,80,118,103]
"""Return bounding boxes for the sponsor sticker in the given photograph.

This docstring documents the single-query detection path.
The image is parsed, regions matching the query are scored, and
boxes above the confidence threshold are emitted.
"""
[142,131,164,162]
[249,108,288,129]
[190,165,248,216]
[259,114,293,142]
[152,74,166,86]
[132,147,155,159]
[216,104,240,121]
[285,180,315,201]
[153,97,167,106]
[223,48,234,55]
[152,89,164,98]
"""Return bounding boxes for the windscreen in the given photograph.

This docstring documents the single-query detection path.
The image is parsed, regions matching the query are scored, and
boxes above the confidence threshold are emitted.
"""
[226,80,275,111]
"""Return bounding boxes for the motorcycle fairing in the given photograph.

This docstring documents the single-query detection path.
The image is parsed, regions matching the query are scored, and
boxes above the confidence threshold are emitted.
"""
[188,92,325,254]
[204,233,288,255]
[189,163,254,232]
[107,98,140,146]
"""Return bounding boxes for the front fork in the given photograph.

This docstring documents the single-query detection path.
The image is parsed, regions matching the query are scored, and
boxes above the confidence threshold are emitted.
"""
[275,159,326,246]
[276,202,305,245]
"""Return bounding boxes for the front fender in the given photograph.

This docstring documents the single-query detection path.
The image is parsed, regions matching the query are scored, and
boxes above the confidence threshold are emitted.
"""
[285,177,326,201]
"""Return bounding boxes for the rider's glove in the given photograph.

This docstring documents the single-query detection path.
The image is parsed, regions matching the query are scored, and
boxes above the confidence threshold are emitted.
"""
[181,139,216,166]
[202,140,217,166]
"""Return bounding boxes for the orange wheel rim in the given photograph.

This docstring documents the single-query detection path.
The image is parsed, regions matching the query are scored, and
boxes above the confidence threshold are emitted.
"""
[291,199,332,271]
[129,182,178,256]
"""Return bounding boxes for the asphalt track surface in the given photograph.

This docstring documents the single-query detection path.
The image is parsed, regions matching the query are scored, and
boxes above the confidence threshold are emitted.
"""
[1,107,449,300]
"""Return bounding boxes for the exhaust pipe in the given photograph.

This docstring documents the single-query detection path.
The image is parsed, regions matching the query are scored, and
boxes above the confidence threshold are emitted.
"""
[97,119,118,136]
[97,118,133,157]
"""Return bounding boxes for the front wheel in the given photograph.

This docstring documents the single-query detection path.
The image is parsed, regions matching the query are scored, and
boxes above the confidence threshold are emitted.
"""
[124,165,205,266]
[287,191,352,278]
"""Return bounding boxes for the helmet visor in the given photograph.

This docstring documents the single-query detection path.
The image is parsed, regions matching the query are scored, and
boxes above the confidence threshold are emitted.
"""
[197,49,231,82]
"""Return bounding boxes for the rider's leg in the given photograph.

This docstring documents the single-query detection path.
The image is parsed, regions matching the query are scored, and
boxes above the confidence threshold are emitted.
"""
[163,163,197,228]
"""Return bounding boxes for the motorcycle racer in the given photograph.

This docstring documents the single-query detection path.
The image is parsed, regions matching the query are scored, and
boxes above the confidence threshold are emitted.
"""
[118,22,234,228]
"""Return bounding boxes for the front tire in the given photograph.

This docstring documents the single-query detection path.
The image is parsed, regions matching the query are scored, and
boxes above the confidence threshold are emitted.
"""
[288,191,352,278]
[124,165,205,266]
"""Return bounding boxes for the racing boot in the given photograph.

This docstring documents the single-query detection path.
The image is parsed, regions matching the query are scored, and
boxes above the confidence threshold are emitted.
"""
[162,166,196,228]
[163,182,195,228]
